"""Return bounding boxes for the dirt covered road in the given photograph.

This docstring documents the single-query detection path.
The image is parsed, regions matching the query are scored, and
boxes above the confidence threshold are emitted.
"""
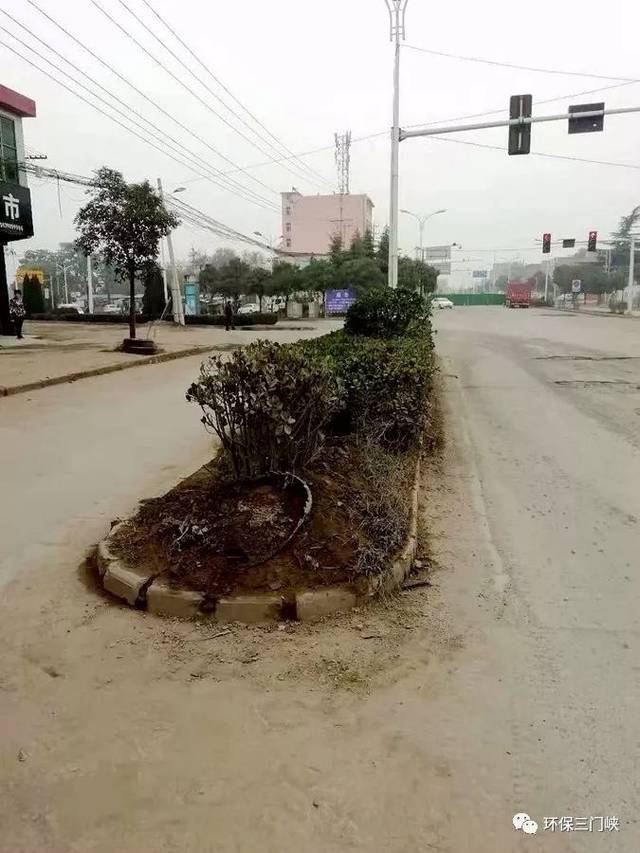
[1,307,638,851]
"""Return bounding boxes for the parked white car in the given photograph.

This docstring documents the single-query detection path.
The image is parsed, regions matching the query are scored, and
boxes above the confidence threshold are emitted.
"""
[237,303,261,315]
[431,297,454,310]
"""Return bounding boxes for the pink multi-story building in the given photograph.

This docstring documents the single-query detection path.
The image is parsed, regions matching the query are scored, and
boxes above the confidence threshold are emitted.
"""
[281,190,374,255]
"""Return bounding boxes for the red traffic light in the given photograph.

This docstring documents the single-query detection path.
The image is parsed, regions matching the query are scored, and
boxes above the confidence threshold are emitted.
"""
[542,233,552,254]
[588,231,597,252]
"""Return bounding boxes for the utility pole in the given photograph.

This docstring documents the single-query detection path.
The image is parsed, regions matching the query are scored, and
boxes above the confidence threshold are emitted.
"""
[334,131,352,247]
[63,265,69,304]
[86,254,94,314]
[157,178,184,326]
[544,256,551,303]
[385,0,408,288]
[160,238,169,304]
[628,236,636,315]
[334,131,351,196]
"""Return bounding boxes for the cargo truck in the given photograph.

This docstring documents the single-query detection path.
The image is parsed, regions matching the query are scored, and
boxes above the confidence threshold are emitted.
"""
[505,281,531,308]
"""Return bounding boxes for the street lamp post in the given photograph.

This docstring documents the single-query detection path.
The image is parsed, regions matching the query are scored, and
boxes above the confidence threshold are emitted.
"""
[400,208,447,262]
[399,208,447,297]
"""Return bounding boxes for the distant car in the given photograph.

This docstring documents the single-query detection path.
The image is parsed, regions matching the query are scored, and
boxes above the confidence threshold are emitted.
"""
[431,297,454,310]
[237,303,260,315]
[56,303,84,314]
[102,304,122,314]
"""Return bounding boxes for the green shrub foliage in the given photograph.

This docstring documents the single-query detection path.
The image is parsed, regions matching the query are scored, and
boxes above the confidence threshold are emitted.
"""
[183,313,277,326]
[187,340,341,480]
[22,274,45,315]
[303,327,435,450]
[30,312,149,323]
[344,287,430,338]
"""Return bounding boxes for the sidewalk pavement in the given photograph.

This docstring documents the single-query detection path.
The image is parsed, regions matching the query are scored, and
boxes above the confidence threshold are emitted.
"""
[0,319,340,396]
[551,304,640,318]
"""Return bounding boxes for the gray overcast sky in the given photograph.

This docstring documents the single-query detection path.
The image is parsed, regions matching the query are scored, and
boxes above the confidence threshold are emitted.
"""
[2,0,639,286]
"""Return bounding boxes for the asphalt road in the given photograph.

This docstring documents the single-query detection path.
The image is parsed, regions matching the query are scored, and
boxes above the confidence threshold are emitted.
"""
[431,306,640,849]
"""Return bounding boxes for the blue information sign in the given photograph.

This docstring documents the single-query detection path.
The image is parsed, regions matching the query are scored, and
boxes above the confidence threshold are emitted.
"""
[325,288,357,313]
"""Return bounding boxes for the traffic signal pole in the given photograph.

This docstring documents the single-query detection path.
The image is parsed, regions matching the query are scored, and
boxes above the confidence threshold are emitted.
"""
[400,105,640,140]
[385,28,640,293]
[544,260,550,303]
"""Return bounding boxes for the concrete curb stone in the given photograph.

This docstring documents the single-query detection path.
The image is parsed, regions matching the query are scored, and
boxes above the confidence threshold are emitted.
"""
[296,587,358,622]
[103,562,154,607]
[216,594,283,624]
[147,579,204,618]
[95,456,423,622]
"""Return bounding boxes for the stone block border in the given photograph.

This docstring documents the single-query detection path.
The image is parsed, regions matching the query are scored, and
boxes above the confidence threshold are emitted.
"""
[95,457,421,623]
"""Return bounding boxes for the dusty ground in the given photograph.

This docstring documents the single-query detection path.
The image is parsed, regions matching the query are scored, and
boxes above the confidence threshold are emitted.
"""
[0,318,340,391]
[2,307,639,851]
[0,419,494,853]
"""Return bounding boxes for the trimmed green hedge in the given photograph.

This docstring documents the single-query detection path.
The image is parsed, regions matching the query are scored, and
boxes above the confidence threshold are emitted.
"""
[179,313,278,327]
[301,326,435,450]
[187,287,436,484]
[345,288,430,338]
[30,312,150,324]
[29,312,278,326]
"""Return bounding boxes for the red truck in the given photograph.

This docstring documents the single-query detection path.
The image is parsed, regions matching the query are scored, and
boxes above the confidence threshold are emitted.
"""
[505,281,531,308]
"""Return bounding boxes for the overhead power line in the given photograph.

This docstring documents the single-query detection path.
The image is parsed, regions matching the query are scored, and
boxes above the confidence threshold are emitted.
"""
[138,0,332,190]
[114,0,331,190]
[178,77,640,186]
[26,0,280,203]
[88,0,281,199]
[0,39,227,187]
[0,12,278,212]
[403,44,639,83]
[0,39,279,213]
[423,134,640,170]
[167,196,274,251]
[18,157,278,253]
[19,161,97,187]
